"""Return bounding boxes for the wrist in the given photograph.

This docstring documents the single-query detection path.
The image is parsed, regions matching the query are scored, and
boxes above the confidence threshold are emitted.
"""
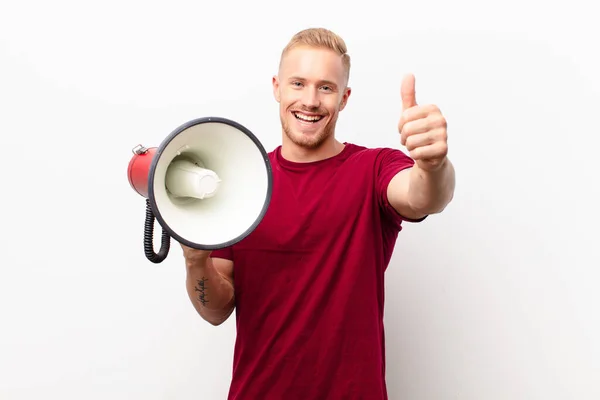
[415,156,448,175]
[185,255,211,272]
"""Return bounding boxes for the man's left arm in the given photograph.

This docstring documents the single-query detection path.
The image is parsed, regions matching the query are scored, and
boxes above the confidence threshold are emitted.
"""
[387,74,456,221]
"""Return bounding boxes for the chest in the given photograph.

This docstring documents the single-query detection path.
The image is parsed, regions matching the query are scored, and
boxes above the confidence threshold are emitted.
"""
[235,161,378,253]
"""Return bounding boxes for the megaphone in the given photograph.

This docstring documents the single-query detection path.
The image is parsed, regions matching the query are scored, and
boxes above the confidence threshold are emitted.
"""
[127,116,273,263]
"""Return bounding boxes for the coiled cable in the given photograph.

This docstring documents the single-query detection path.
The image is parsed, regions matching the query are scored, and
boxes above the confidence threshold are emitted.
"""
[144,198,170,263]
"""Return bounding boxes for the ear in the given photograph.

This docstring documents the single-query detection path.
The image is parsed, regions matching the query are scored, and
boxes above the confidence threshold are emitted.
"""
[338,87,351,111]
[272,75,281,103]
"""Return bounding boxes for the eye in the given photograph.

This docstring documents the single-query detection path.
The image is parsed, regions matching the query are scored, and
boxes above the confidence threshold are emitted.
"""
[291,81,303,87]
[320,85,333,92]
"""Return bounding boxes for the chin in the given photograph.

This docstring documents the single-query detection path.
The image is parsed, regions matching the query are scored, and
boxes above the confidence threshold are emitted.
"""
[285,124,331,149]
[280,109,337,149]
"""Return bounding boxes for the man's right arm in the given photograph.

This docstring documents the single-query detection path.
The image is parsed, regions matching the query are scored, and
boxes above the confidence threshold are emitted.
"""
[184,250,235,326]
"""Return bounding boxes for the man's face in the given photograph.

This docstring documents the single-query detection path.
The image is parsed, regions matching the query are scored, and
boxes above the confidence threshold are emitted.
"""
[273,46,351,150]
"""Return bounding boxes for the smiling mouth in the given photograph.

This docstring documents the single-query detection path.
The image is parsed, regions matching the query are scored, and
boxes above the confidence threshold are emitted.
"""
[293,111,324,123]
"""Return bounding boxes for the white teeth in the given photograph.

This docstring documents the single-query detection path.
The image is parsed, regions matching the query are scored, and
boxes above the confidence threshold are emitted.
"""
[294,112,322,122]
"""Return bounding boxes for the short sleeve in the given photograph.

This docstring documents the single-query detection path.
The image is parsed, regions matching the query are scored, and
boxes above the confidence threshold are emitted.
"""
[210,246,234,261]
[375,147,427,228]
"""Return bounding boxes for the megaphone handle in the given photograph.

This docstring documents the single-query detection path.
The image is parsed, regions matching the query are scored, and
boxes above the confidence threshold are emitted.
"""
[144,199,171,263]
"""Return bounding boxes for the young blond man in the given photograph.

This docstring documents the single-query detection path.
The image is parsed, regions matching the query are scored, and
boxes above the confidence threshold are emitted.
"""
[181,27,455,399]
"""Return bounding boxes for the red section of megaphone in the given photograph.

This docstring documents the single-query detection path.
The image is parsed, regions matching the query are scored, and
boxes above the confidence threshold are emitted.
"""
[127,145,157,198]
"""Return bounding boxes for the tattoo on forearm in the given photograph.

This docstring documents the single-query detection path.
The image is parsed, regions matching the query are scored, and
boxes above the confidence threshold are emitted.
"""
[194,277,209,306]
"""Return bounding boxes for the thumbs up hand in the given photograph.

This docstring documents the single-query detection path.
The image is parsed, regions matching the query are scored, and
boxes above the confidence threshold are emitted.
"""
[398,74,448,172]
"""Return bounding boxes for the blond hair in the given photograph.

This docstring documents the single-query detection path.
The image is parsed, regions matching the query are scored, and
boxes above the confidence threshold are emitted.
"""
[280,27,351,83]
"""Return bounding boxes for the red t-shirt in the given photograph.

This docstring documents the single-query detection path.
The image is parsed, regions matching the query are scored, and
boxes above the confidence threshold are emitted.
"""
[211,143,423,400]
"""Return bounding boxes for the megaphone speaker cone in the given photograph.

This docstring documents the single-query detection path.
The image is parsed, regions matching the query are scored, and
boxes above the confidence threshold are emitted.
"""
[146,117,272,252]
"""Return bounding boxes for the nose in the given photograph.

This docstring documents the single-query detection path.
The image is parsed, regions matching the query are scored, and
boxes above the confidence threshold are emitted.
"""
[301,86,320,109]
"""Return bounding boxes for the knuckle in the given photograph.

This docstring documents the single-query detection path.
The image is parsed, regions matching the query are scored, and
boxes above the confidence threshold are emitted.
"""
[424,104,438,113]
[402,121,413,135]
[435,127,448,141]
[439,115,447,128]
[431,114,446,128]
[424,114,443,131]
[439,142,449,155]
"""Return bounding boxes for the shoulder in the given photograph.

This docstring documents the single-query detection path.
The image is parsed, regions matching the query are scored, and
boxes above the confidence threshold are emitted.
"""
[342,143,414,169]
[267,147,279,160]
[341,143,415,191]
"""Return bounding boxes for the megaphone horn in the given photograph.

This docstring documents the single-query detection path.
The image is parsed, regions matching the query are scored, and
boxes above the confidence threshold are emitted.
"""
[127,117,273,264]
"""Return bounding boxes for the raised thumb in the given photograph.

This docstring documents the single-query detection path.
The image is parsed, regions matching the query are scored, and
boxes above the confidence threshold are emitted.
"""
[401,73,417,109]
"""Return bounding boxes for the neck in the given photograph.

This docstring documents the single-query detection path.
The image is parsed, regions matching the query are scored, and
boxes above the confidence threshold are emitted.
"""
[280,135,345,163]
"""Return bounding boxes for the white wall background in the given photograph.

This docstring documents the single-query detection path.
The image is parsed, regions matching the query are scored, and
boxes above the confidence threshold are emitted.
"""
[1,0,598,399]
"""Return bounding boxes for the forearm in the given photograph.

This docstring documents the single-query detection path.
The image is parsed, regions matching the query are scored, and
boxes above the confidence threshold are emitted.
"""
[185,257,235,326]
[407,158,455,215]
